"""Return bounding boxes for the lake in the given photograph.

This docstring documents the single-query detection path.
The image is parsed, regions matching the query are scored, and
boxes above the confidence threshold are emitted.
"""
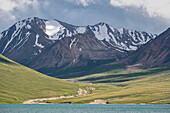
[0,104,170,113]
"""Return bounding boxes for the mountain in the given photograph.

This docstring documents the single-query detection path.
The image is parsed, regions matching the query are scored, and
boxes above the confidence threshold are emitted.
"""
[0,23,169,104]
[70,27,170,82]
[126,27,170,67]
[0,54,95,103]
[58,28,170,104]
[57,27,170,78]
[0,17,156,78]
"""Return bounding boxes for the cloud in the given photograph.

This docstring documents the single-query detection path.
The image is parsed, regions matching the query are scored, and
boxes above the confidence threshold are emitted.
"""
[0,0,37,12]
[0,9,16,20]
[0,0,18,22]
[0,0,39,20]
[0,0,169,34]
[66,0,95,7]
[110,0,170,20]
[0,0,17,11]
[0,0,40,32]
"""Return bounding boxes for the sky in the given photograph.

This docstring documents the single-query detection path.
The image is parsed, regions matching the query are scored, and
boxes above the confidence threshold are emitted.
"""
[0,0,170,34]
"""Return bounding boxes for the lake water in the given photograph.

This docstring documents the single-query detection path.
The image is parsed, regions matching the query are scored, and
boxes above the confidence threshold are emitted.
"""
[0,104,170,113]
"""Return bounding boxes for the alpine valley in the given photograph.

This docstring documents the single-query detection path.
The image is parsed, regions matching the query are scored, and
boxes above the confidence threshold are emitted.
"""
[0,17,157,78]
[0,17,169,104]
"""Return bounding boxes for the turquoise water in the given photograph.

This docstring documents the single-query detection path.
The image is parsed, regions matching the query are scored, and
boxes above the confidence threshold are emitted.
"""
[0,104,170,113]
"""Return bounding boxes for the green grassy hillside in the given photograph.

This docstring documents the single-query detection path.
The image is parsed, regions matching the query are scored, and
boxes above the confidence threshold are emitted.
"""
[45,64,170,104]
[0,54,169,104]
[0,54,96,104]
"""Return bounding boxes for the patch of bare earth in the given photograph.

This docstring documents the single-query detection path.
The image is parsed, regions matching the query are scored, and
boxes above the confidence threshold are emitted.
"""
[89,99,108,104]
[23,87,95,104]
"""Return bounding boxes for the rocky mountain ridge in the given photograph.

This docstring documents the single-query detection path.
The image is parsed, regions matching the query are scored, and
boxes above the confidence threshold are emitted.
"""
[0,17,157,78]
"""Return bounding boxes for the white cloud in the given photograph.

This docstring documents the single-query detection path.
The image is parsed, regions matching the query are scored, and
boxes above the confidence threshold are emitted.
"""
[110,0,170,20]
[0,0,39,12]
[0,9,16,20]
[66,0,95,7]
[0,0,40,32]
[0,0,39,21]
[0,0,17,11]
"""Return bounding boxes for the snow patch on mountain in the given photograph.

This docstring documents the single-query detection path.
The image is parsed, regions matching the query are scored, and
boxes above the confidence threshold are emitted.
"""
[45,20,63,36]
[39,49,41,53]
[2,20,28,52]
[76,27,86,34]
[90,24,110,41]
[9,32,30,52]
[1,28,20,54]
[26,32,31,36]
[70,38,77,49]
[17,32,31,50]
[26,24,31,29]
[34,51,37,55]
[118,28,124,35]
[34,34,44,48]
[15,21,27,30]
[27,17,34,23]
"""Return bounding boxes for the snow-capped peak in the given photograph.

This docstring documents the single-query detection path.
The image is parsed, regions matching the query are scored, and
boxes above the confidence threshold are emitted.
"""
[76,27,86,34]
[0,17,157,54]
[43,19,156,51]
[89,23,109,40]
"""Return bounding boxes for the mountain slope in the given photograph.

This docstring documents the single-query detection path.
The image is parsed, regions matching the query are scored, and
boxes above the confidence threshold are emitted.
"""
[0,17,156,78]
[0,54,95,104]
[61,27,170,103]
[65,28,170,83]
[127,27,170,67]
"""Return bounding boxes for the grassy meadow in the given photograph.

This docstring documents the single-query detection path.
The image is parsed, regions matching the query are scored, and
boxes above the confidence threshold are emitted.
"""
[45,65,170,104]
[0,54,169,104]
[0,55,97,104]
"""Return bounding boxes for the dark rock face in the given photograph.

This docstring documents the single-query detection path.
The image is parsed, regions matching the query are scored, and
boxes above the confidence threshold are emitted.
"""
[31,34,126,69]
[0,17,157,78]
